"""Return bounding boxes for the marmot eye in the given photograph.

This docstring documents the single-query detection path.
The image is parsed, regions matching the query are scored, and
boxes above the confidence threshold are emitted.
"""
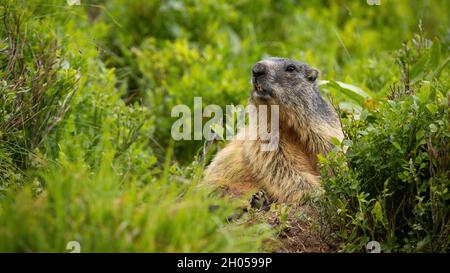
[286,64,296,72]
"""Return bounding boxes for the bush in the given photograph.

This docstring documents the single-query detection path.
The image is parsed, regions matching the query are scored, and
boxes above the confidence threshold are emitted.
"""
[319,36,449,252]
[0,2,79,188]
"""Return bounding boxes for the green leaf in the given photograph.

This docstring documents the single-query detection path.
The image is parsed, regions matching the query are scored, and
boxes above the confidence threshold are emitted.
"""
[372,201,384,224]
[429,124,437,133]
[392,141,402,151]
[410,54,428,84]
[417,82,431,103]
[416,129,425,141]
[426,103,438,114]
[330,136,341,146]
[427,56,450,80]
[429,38,441,70]
[320,80,371,105]
[339,101,362,113]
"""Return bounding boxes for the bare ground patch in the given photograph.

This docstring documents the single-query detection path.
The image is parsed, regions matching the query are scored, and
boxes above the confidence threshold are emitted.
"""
[245,203,340,253]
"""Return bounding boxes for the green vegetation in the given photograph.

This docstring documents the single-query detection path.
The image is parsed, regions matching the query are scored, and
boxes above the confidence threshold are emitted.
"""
[0,0,448,252]
[319,33,449,252]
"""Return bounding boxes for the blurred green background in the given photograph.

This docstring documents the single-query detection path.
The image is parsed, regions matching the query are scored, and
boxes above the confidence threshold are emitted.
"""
[95,0,449,161]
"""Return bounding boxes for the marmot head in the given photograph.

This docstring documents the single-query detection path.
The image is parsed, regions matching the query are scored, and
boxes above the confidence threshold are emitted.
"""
[250,57,319,107]
[250,57,341,137]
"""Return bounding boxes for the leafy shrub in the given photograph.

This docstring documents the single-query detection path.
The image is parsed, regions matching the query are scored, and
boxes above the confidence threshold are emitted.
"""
[319,36,449,252]
[0,3,79,188]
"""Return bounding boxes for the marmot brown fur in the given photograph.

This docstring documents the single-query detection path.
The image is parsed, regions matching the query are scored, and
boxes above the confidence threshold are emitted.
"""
[203,58,343,203]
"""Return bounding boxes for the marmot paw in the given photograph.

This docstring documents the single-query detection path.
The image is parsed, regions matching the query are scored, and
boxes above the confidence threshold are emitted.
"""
[250,189,271,210]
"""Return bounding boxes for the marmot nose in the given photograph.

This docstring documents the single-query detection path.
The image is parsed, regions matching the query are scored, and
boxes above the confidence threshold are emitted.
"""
[252,62,267,77]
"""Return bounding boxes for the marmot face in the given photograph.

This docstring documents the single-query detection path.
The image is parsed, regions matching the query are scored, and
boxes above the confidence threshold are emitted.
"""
[250,57,337,126]
[251,57,319,107]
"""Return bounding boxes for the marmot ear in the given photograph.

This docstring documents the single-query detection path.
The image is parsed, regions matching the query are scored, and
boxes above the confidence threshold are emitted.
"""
[307,68,319,82]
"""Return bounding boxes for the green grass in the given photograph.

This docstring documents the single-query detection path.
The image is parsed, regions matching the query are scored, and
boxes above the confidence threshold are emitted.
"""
[0,129,273,252]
